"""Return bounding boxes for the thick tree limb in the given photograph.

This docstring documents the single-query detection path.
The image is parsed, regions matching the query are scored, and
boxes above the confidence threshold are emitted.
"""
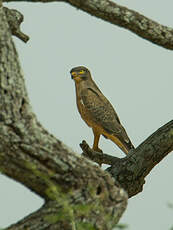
[0,6,127,229]
[107,120,173,198]
[3,0,173,50]
[81,120,173,198]
[1,3,173,229]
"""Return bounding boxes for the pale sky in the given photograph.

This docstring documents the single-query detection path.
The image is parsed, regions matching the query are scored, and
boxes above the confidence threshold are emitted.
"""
[1,1,173,229]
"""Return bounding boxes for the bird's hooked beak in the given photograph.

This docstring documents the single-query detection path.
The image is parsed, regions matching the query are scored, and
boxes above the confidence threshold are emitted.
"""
[71,71,77,79]
[71,72,82,83]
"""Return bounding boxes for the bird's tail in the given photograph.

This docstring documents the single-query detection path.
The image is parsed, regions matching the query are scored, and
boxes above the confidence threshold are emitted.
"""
[109,134,134,155]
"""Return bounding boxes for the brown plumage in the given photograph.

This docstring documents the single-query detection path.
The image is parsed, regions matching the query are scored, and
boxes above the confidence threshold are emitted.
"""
[70,66,134,154]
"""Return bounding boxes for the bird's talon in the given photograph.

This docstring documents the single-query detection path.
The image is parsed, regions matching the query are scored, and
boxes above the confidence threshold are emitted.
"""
[93,147,103,153]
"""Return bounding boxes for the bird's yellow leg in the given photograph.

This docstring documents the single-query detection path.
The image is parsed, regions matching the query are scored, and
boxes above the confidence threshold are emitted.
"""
[92,129,102,153]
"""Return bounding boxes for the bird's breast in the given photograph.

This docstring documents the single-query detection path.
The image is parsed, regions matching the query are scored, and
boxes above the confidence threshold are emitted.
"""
[76,97,93,128]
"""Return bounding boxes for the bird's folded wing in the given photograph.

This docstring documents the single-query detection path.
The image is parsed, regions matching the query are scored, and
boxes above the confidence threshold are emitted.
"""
[81,87,125,136]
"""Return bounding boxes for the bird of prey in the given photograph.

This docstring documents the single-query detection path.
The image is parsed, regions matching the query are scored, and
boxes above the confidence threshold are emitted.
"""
[70,66,134,155]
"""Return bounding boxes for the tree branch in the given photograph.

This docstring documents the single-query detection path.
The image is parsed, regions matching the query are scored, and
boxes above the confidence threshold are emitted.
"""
[81,120,173,198]
[109,119,173,198]
[80,140,121,165]
[1,2,173,228]
[0,6,127,229]
[3,0,173,50]
[3,7,29,42]
[7,198,126,230]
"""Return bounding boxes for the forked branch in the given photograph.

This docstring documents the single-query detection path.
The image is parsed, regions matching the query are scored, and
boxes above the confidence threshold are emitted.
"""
[1,4,173,230]
[3,0,173,49]
[81,120,173,197]
[0,6,127,229]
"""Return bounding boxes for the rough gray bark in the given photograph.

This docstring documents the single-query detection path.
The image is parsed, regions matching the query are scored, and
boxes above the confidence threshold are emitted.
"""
[81,120,173,197]
[4,0,173,50]
[0,6,127,230]
[1,3,173,230]
[107,120,173,197]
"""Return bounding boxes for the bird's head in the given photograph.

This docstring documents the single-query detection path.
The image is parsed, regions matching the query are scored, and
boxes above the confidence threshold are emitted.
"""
[70,66,91,83]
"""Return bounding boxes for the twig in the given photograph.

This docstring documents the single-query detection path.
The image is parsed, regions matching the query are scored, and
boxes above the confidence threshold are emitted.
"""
[80,140,122,165]
[4,7,29,43]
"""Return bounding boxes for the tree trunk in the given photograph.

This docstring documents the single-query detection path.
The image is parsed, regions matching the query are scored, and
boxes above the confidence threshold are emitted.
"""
[0,6,127,230]
[0,3,173,230]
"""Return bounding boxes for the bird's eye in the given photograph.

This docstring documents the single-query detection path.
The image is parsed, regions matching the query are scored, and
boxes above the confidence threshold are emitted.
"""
[79,70,85,74]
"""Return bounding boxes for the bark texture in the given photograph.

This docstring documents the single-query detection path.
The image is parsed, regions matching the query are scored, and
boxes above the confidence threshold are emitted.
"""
[3,0,173,50]
[81,120,173,198]
[107,120,173,197]
[1,2,173,230]
[0,6,127,230]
